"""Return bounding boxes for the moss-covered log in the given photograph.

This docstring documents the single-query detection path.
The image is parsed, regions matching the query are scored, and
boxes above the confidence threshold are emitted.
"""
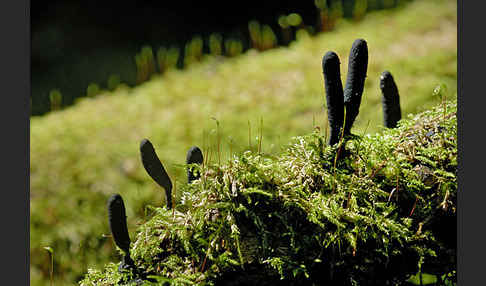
[81,100,457,286]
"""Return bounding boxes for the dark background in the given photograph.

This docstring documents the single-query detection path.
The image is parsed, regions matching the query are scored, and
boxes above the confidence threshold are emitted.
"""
[31,0,325,115]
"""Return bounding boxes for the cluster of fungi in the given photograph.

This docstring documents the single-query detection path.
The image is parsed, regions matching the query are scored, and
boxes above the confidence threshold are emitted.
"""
[106,39,407,284]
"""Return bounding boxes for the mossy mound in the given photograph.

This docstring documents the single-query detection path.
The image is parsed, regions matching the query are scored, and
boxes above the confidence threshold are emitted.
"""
[80,100,456,285]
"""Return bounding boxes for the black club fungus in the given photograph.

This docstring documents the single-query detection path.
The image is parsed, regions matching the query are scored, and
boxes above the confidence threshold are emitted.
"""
[140,138,173,208]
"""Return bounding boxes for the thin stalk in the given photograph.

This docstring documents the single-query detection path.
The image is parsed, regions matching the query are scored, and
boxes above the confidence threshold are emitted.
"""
[248,120,252,150]
[43,247,54,286]
[332,109,347,193]
[258,117,263,154]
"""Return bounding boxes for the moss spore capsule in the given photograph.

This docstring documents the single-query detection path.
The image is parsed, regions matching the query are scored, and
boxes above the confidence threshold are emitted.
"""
[186,146,204,183]
[140,138,173,208]
[380,70,402,128]
[322,51,345,146]
[343,38,368,135]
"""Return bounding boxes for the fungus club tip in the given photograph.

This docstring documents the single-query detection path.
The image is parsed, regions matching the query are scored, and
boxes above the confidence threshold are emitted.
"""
[349,39,368,61]
[186,146,204,164]
[322,51,340,72]
[353,38,367,48]
[380,70,396,92]
[140,138,153,153]
[345,38,368,89]
[381,70,392,78]
[107,193,131,253]
[108,193,122,205]
[380,70,399,95]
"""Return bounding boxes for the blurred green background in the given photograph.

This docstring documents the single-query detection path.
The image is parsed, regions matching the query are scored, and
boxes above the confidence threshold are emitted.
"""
[30,0,457,285]
[32,0,413,116]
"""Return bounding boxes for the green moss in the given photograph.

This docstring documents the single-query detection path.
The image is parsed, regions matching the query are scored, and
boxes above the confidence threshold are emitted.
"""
[80,100,456,285]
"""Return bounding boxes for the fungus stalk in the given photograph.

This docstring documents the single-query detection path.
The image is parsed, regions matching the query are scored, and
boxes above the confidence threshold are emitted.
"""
[322,51,344,146]
[140,139,173,208]
[343,39,368,136]
[107,194,135,271]
[380,70,402,128]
